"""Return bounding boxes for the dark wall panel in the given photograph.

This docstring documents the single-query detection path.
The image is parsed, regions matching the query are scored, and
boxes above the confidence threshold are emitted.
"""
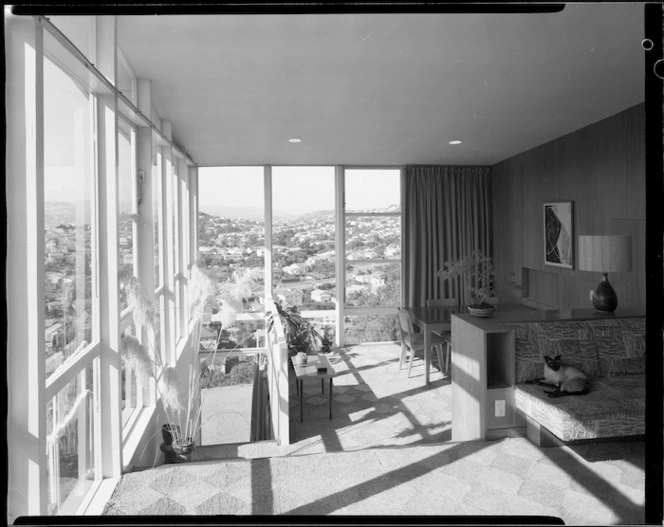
[492,103,646,310]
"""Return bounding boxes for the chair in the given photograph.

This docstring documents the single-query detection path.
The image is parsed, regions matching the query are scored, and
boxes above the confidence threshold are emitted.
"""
[397,307,447,379]
[426,298,457,376]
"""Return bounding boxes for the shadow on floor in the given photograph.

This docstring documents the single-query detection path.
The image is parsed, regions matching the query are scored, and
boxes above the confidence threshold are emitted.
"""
[287,343,452,452]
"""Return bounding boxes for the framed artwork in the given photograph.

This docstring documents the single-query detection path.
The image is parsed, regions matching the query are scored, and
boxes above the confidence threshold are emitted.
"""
[543,202,573,268]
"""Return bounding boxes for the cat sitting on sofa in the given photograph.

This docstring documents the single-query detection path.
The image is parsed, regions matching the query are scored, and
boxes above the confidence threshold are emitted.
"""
[525,354,590,398]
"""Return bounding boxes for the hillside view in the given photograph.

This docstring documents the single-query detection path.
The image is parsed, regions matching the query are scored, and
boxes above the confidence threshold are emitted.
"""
[198,205,401,349]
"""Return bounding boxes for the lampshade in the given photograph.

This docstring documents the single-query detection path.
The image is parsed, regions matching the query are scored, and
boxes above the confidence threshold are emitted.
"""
[578,235,632,273]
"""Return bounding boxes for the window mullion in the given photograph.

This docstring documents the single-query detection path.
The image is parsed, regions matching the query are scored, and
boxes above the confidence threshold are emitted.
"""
[264,165,273,305]
[45,343,100,402]
[335,166,345,347]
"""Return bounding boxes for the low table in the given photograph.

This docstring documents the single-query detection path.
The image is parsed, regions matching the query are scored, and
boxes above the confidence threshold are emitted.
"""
[291,354,336,422]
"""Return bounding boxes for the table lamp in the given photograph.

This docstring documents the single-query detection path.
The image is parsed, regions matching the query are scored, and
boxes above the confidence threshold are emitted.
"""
[578,235,632,312]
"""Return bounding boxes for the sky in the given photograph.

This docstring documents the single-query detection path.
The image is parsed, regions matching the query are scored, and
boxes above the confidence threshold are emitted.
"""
[198,166,401,216]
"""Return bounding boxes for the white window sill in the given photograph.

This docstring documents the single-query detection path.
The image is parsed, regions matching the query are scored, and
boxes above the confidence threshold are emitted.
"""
[82,477,121,516]
[122,405,157,473]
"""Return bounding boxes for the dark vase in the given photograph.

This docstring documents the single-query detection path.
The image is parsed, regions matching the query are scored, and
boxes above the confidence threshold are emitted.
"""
[172,439,195,456]
[592,273,618,312]
[161,424,180,446]
[172,438,195,462]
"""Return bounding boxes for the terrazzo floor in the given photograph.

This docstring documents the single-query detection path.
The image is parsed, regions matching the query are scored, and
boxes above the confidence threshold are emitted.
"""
[104,342,646,523]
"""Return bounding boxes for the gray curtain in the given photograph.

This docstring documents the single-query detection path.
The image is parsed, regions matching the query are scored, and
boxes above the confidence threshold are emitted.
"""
[403,166,492,307]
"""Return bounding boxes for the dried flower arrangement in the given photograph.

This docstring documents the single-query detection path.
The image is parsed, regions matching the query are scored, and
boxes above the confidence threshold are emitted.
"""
[122,263,261,460]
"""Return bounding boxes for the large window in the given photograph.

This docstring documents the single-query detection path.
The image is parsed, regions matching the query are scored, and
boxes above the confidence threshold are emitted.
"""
[43,49,100,515]
[118,117,138,311]
[197,167,266,447]
[343,169,401,344]
[9,17,202,518]
[272,166,336,341]
[116,116,150,433]
[46,360,99,515]
[198,167,266,352]
[43,55,98,381]
[197,166,400,346]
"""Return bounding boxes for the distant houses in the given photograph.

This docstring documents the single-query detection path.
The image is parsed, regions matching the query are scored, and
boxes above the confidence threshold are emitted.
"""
[385,243,400,258]
[199,326,218,351]
[353,271,386,292]
[283,263,305,276]
[310,289,333,303]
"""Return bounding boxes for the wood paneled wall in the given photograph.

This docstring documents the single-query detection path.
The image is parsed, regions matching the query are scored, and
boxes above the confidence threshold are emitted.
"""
[492,103,646,311]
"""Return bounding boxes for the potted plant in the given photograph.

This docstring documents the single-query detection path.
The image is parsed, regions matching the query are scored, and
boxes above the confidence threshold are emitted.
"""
[124,263,259,463]
[265,300,326,358]
[437,250,520,317]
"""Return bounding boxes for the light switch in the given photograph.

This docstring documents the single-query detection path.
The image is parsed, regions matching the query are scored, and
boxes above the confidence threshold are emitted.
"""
[495,399,506,417]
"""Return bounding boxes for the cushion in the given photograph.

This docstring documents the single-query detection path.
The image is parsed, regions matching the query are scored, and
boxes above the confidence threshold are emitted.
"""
[590,318,645,376]
[506,322,543,383]
[515,375,645,441]
[508,320,602,382]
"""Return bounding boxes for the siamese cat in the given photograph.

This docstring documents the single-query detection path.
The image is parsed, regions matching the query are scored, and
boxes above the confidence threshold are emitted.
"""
[526,354,590,398]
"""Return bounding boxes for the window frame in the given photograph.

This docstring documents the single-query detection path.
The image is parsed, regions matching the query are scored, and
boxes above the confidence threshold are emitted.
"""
[117,115,148,438]
[339,167,404,344]
[41,31,104,516]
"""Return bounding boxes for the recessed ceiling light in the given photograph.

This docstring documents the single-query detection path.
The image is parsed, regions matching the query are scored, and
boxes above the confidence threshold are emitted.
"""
[449,140,462,145]
[289,138,302,143]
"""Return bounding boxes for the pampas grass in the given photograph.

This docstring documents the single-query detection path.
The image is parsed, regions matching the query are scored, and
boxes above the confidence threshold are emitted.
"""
[122,263,254,452]
[218,268,259,327]
[126,277,156,330]
[220,296,244,327]
[121,335,155,384]
[189,263,219,320]
[160,366,184,414]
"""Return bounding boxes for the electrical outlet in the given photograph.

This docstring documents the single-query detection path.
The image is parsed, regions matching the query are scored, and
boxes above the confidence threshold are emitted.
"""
[590,289,594,301]
[495,400,506,417]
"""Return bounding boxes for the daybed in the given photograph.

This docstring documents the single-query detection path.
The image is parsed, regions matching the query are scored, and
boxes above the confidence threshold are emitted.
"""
[505,317,646,446]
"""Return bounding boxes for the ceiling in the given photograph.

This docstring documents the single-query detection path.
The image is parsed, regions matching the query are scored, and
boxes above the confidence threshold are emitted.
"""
[116,4,645,167]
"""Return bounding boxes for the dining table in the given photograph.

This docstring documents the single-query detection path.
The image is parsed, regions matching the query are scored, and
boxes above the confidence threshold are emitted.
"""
[405,305,465,385]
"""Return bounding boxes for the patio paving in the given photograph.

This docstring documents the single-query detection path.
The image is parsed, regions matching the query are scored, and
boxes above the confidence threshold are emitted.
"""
[104,342,646,523]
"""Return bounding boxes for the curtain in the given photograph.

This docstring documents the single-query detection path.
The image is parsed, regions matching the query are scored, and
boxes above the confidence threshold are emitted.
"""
[403,166,492,307]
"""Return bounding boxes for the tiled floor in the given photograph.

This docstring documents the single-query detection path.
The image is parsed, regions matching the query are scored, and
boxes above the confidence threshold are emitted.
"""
[104,342,646,523]
[286,342,453,453]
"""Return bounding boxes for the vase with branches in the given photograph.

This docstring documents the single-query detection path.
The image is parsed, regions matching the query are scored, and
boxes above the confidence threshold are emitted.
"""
[437,250,521,310]
[122,263,261,463]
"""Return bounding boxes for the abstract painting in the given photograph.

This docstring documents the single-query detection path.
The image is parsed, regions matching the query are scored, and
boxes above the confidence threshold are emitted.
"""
[543,202,573,268]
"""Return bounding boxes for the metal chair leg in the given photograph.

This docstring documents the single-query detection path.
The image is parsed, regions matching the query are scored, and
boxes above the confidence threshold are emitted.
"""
[407,346,415,378]
[435,344,445,375]
[399,343,407,370]
[445,340,452,375]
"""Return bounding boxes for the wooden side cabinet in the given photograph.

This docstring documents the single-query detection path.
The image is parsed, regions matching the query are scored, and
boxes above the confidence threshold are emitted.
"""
[451,314,523,441]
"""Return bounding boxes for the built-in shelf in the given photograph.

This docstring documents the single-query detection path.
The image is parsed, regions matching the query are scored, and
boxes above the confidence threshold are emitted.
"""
[451,311,520,441]
[487,381,511,390]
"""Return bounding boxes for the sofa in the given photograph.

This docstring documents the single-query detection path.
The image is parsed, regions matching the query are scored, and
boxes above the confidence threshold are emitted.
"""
[504,317,646,445]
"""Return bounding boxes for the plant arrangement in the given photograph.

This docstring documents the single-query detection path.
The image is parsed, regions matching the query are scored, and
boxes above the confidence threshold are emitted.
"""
[265,300,333,357]
[122,263,261,461]
[437,250,520,309]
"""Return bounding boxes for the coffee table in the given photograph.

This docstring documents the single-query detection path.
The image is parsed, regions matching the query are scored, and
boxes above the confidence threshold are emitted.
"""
[291,354,336,422]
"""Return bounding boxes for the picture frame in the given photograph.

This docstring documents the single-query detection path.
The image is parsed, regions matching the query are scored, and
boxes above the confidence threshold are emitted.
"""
[543,202,573,268]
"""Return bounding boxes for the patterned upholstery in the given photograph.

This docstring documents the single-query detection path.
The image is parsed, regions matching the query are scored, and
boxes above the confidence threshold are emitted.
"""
[515,376,645,441]
[508,317,645,441]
